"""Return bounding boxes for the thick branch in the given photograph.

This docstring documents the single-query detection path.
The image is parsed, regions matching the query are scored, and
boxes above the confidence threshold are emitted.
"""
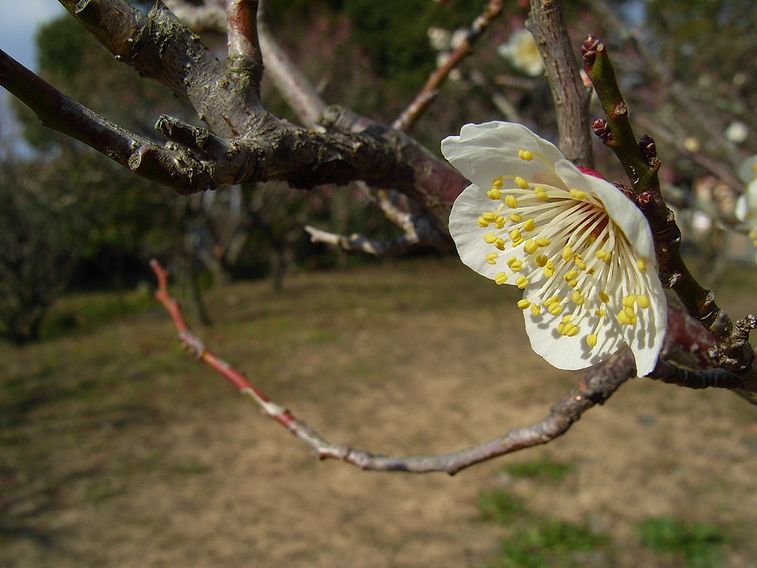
[527,0,593,167]
[152,259,634,475]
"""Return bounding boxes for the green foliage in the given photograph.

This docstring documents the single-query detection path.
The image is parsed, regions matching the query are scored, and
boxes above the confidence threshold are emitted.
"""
[637,516,726,567]
[503,459,572,483]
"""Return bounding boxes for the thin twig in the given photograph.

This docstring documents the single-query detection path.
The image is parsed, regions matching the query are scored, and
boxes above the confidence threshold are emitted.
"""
[151,259,635,475]
[393,0,505,132]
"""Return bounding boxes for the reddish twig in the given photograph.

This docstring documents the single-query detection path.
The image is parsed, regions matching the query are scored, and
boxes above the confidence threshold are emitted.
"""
[226,0,264,96]
[150,259,635,475]
[393,0,505,132]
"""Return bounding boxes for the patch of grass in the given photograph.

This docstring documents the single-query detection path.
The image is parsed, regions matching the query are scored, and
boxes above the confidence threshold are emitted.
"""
[503,459,572,483]
[637,516,726,568]
[478,489,528,525]
[491,519,609,568]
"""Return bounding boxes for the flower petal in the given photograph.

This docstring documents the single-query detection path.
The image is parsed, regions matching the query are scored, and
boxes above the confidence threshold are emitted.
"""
[441,122,566,192]
[449,183,507,280]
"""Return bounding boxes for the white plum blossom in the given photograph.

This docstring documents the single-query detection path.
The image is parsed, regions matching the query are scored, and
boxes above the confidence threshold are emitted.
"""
[725,121,748,144]
[736,155,757,248]
[443,122,667,375]
[497,29,543,77]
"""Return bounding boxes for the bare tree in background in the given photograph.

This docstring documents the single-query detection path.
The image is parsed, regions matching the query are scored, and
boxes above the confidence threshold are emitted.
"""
[0,0,754,474]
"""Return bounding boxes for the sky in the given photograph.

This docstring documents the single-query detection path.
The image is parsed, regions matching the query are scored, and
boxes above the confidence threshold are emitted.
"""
[0,0,65,147]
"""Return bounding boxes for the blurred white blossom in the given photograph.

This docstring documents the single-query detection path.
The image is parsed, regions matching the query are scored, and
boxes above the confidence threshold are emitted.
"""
[725,121,748,144]
[497,29,543,77]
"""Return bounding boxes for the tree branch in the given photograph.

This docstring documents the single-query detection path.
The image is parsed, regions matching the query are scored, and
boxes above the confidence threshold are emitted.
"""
[527,0,593,167]
[226,0,264,96]
[151,259,634,475]
[393,0,505,132]
[582,35,754,373]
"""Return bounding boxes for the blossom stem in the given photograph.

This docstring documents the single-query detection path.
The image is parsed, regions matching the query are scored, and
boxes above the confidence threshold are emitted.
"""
[581,35,752,372]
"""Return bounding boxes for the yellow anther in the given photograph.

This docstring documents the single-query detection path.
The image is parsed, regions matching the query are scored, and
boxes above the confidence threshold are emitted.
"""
[530,304,542,316]
[548,303,563,316]
[509,228,523,242]
[516,275,529,289]
[575,258,587,270]
[622,295,636,308]
[477,218,489,228]
[509,213,523,222]
[522,218,536,232]
[617,311,629,325]
[535,254,548,267]
[487,188,502,200]
[486,252,498,265]
[624,306,635,319]
[483,212,497,221]
[505,195,519,208]
[637,258,647,272]
[535,237,550,247]
[594,308,606,317]
[495,272,508,285]
[561,315,573,323]
[564,270,578,281]
[544,296,561,306]
[483,232,497,244]
[586,334,598,347]
[599,291,610,303]
[571,290,585,305]
[569,189,587,200]
[637,294,650,309]
[543,262,555,278]
[524,240,538,254]
[507,257,519,267]
[567,279,579,288]
[566,325,579,337]
[535,187,549,201]
[514,176,529,189]
[517,299,531,309]
[495,238,506,250]
[492,176,504,188]
[562,245,574,261]
[596,250,612,263]
[495,216,506,229]
[518,149,533,161]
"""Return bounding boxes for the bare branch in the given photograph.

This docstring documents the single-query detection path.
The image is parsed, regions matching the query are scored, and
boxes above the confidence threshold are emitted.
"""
[152,259,634,475]
[225,0,264,96]
[527,0,593,167]
[393,0,505,132]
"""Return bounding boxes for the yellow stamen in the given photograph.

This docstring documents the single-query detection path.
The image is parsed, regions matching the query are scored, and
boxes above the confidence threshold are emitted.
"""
[492,176,504,188]
[569,189,587,200]
[495,272,508,285]
[548,303,563,316]
[544,296,561,306]
[514,176,529,189]
[483,212,497,221]
[637,295,650,309]
[483,232,497,244]
[516,275,529,289]
[486,252,498,265]
[495,238,506,250]
[637,258,646,272]
[495,216,506,229]
[564,270,578,281]
[522,218,536,232]
[562,245,574,262]
[505,195,518,208]
[599,291,610,303]
[535,254,548,267]
[543,261,555,278]
[517,299,531,309]
[477,217,489,228]
[518,149,533,161]
[509,213,522,222]
[622,295,636,308]
[571,290,585,305]
[487,188,502,200]
[524,240,538,254]
[535,187,549,201]
[586,334,598,347]
[530,304,542,316]
[535,237,550,247]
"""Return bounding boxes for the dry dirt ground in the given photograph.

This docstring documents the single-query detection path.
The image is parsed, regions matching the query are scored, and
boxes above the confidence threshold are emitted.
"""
[1,259,755,567]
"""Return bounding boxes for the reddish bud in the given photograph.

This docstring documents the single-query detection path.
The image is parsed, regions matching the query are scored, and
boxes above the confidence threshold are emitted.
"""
[592,118,612,144]
[581,35,602,69]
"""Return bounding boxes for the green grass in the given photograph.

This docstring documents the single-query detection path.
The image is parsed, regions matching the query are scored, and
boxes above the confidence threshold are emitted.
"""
[637,516,726,568]
[503,459,572,483]
[492,519,610,568]
[478,490,529,525]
